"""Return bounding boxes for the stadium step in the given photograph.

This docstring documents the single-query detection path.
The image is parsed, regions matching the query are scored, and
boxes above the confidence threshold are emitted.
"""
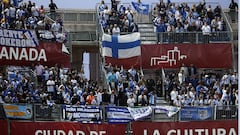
[153,97,175,122]
[141,36,157,41]
[156,97,169,106]
[140,32,156,37]
[141,41,156,44]
[139,28,154,32]
[138,23,157,44]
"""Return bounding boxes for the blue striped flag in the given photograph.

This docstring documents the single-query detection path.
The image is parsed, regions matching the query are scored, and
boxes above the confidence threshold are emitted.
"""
[102,32,141,68]
[131,2,149,15]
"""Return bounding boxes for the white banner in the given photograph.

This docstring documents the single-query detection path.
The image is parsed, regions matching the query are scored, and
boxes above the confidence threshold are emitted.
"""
[154,105,180,117]
[127,106,152,121]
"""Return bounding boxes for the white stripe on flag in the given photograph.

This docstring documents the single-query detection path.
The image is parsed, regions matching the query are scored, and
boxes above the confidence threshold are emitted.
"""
[118,32,140,43]
[118,46,141,58]
[102,33,112,42]
[102,47,112,57]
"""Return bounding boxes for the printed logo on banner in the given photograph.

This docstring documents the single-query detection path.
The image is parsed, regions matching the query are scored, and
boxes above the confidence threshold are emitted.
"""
[106,106,133,123]
[154,105,180,117]
[150,46,187,67]
[38,30,67,43]
[63,105,102,123]
[127,106,152,121]
[0,29,39,47]
[180,106,212,121]
[3,104,32,119]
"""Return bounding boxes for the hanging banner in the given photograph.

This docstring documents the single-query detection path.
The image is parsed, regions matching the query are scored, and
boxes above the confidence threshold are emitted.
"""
[0,29,39,47]
[0,29,70,67]
[132,120,238,135]
[154,105,180,117]
[62,105,102,123]
[127,106,152,121]
[0,42,70,67]
[11,121,127,135]
[106,106,133,123]
[180,106,213,121]
[0,120,8,135]
[102,32,141,69]
[141,43,232,69]
[3,104,32,119]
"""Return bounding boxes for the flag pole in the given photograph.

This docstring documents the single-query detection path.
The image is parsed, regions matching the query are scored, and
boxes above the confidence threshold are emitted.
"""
[238,6,240,134]
[161,67,166,100]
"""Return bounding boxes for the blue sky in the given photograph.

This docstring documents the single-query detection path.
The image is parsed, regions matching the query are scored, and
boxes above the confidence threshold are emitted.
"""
[23,0,234,9]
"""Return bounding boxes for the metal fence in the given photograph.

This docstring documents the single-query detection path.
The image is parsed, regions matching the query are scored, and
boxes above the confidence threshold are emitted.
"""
[155,31,231,44]
[0,103,237,122]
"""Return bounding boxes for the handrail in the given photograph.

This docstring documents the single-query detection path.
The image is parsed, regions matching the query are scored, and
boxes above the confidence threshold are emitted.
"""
[0,103,237,122]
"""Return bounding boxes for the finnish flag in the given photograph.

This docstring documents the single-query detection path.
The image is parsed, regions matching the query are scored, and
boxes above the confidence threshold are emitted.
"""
[102,32,141,59]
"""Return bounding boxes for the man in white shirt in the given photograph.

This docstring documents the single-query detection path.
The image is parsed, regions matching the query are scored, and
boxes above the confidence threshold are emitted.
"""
[46,76,55,96]
[201,21,211,43]
[170,87,178,105]
[112,23,120,35]
[51,21,62,34]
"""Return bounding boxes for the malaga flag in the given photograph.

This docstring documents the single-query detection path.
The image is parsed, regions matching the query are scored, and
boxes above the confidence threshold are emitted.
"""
[102,32,141,69]
[131,2,149,15]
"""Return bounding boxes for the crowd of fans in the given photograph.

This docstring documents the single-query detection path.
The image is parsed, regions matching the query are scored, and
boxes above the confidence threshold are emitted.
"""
[0,62,238,111]
[153,0,225,31]
[98,0,139,35]
[168,64,238,108]
[152,0,226,43]
[0,0,62,33]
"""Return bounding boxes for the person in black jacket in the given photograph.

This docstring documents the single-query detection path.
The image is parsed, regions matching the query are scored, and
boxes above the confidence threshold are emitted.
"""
[49,0,58,20]
[229,0,238,23]
[118,87,128,106]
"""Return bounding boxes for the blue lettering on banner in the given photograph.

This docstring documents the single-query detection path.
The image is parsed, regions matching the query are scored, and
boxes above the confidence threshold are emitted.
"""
[106,106,133,123]
[63,105,102,123]
[180,106,213,121]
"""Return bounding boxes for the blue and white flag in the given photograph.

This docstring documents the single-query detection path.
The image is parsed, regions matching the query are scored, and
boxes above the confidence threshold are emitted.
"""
[179,106,212,121]
[62,105,102,123]
[102,32,141,68]
[106,106,133,123]
[127,106,152,121]
[154,105,180,117]
[13,0,23,7]
[102,32,141,59]
[131,2,149,15]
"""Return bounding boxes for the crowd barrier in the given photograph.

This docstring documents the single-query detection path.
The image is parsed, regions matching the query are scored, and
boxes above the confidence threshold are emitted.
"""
[155,31,231,44]
[0,103,237,122]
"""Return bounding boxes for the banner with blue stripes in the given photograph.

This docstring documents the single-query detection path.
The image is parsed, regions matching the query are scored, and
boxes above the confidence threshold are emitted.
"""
[131,2,149,15]
[106,106,133,123]
[62,105,102,123]
[180,106,213,121]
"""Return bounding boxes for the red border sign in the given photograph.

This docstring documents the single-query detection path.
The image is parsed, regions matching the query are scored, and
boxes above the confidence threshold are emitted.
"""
[141,43,232,69]
[132,120,237,135]
[0,120,8,135]
[0,42,70,67]
[11,121,126,135]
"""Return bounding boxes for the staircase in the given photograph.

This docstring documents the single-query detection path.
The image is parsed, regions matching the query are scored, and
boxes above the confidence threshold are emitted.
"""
[223,10,238,71]
[138,23,157,44]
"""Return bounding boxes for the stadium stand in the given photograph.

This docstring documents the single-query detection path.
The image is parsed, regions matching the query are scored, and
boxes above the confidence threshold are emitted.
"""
[0,0,238,125]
